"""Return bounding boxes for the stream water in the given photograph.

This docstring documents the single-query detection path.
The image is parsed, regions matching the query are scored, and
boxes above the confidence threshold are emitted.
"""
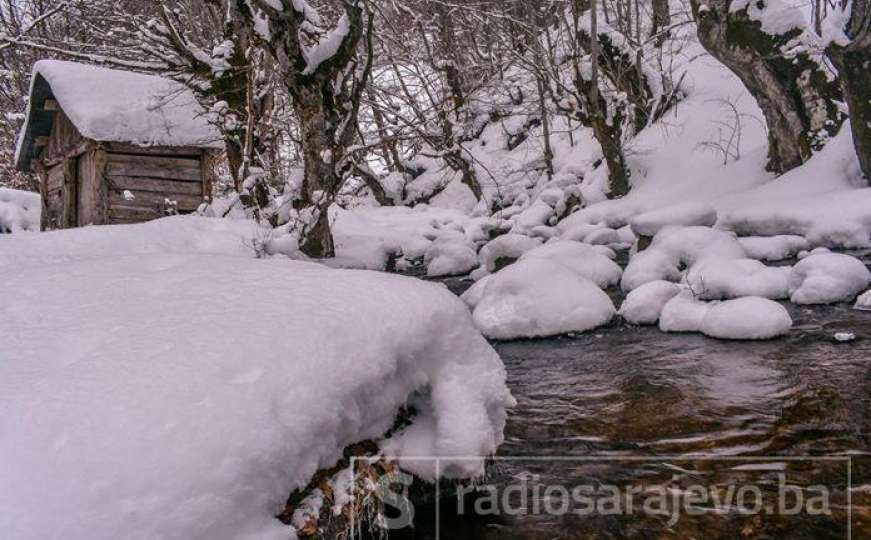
[390,260,871,540]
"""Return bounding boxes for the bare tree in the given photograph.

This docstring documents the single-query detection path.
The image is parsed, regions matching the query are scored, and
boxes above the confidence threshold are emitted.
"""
[692,0,844,173]
[242,0,374,257]
[826,0,871,180]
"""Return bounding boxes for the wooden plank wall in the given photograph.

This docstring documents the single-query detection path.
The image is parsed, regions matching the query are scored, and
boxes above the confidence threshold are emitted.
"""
[104,151,206,224]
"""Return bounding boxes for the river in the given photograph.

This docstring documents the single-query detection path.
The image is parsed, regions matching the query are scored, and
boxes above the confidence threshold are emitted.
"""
[389,263,871,539]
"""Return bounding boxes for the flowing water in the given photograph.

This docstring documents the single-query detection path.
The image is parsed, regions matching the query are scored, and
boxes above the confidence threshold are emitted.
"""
[390,262,871,540]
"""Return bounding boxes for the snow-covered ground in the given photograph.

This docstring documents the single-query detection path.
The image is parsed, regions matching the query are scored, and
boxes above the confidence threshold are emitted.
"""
[0,187,40,233]
[0,217,513,540]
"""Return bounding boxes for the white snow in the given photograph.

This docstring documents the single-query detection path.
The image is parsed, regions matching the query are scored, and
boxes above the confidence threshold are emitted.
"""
[659,291,712,333]
[464,257,615,340]
[618,280,682,325]
[855,289,871,311]
[0,217,513,540]
[699,297,793,340]
[18,60,221,157]
[424,233,478,277]
[0,187,40,233]
[519,240,622,289]
[621,226,747,291]
[685,258,792,300]
[629,203,717,237]
[738,235,810,261]
[476,233,542,275]
[302,14,350,76]
[659,292,792,340]
[788,252,871,304]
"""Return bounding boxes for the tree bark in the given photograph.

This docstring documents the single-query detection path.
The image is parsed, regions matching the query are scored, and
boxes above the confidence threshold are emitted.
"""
[827,0,871,180]
[693,0,844,173]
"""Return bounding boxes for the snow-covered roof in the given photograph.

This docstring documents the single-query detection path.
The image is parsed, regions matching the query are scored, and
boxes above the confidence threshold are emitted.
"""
[16,60,222,171]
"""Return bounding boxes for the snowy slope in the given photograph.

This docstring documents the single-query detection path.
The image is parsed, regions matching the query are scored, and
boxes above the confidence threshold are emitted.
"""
[0,217,513,540]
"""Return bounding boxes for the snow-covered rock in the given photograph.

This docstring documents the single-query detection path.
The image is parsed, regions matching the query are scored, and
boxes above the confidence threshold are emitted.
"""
[659,291,712,333]
[659,292,792,339]
[699,297,793,340]
[685,258,791,300]
[619,280,682,325]
[621,226,746,291]
[0,221,514,540]
[467,258,615,339]
[519,240,622,289]
[585,227,623,246]
[855,289,871,311]
[424,235,478,277]
[477,233,542,274]
[561,223,607,242]
[788,252,871,304]
[629,203,717,237]
[738,235,810,261]
[0,188,40,233]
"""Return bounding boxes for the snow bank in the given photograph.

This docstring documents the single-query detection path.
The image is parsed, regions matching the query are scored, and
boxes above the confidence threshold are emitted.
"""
[0,215,260,269]
[629,203,717,237]
[788,252,871,304]
[519,240,622,288]
[0,188,40,233]
[464,258,615,339]
[618,280,682,325]
[659,292,792,339]
[0,222,513,540]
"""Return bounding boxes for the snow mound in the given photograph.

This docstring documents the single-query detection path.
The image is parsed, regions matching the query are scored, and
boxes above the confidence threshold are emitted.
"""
[700,297,793,340]
[659,292,792,339]
[424,234,478,277]
[630,203,717,237]
[621,226,746,291]
[659,291,712,333]
[466,258,615,339]
[685,258,791,300]
[738,235,810,261]
[519,240,622,288]
[788,252,871,304]
[0,228,513,540]
[619,280,683,325]
[477,233,542,275]
[0,188,40,233]
[855,289,871,311]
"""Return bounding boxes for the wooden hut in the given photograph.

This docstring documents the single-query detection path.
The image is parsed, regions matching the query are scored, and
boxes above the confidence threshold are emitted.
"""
[15,60,223,230]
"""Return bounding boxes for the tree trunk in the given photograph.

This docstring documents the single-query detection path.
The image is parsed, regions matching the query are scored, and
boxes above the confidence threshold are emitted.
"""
[693,0,844,173]
[827,0,871,180]
[651,0,671,45]
[293,85,343,257]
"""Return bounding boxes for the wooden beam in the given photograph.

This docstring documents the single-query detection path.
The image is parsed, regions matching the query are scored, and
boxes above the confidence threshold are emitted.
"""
[43,99,59,111]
